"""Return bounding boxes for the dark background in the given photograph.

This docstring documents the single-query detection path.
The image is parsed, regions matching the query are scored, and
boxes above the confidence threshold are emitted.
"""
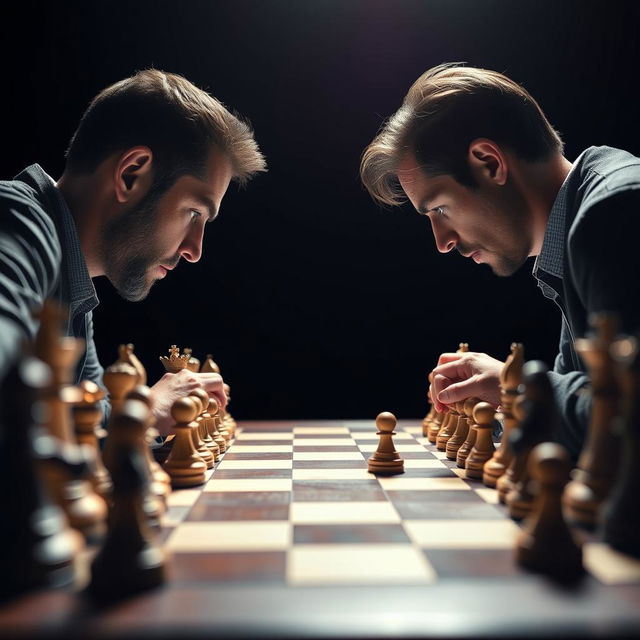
[3,0,639,419]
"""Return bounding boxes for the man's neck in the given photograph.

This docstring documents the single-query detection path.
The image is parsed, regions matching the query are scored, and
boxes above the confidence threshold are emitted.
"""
[56,172,105,277]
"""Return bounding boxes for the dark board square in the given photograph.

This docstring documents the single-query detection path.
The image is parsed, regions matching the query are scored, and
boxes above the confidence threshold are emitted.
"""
[212,469,293,480]
[424,548,527,579]
[293,480,387,502]
[171,552,286,584]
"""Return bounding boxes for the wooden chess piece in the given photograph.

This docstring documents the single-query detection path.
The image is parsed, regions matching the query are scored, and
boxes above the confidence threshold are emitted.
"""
[506,361,559,521]
[427,409,445,444]
[456,397,480,468]
[187,392,214,469]
[34,301,108,542]
[125,386,172,509]
[191,387,220,461]
[516,442,583,580]
[446,400,469,459]
[200,354,221,373]
[436,343,469,450]
[0,354,84,600]
[602,334,640,557]
[368,412,404,475]
[564,313,622,529]
[423,371,436,438]
[118,343,147,386]
[465,402,496,479]
[163,397,207,487]
[208,397,227,454]
[73,380,112,499]
[88,400,166,600]
[159,345,190,373]
[183,347,201,372]
[484,343,524,487]
[223,383,237,438]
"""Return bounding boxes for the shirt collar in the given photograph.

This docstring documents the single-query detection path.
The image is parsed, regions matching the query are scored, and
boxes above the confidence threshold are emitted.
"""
[532,165,574,281]
[16,164,98,313]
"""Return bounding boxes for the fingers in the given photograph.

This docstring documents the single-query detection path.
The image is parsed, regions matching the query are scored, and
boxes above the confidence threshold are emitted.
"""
[436,352,463,366]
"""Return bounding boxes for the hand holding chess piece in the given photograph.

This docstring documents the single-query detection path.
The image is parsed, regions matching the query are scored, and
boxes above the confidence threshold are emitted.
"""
[368,412,404,475]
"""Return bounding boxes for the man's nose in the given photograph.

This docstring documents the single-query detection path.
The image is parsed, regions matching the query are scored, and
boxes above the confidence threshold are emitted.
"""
[179,225,205,263]
[430,217,457,253]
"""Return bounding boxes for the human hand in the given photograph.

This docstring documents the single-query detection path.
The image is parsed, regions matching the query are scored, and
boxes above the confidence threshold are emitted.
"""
[149,369,227,436]
[429,351,503,413]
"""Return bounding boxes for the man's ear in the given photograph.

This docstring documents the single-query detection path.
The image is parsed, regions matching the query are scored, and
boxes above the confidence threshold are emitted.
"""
[113,147,154,204]
[467,139,508,186]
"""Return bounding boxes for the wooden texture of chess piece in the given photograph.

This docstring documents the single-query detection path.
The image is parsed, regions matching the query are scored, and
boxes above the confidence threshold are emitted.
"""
[88,401,166,600]
[191,388,220,461]
[435,343,469,450]
[73,380,112,499]
[200,354,221,373]
[603,334,640,557]
[484,343,524,488]
[422,371,436,438]
[465,402,496,479]
[446,400,469,459]
[163,397,207,487]
[187,392,214,469]
[120,343,147,385]
[516,442,583,580]
[208,398,227,454]
[183,348,201,373]
[105,398,165,526]
[506,361,559,521]
[159,345,190,373]
[368,412,404,475]
[456,397,480,468]
[34,301,107,542]
[223,383,237,438]
[126,386,172,508]
[0,355,83,600]
[427,409,445,444]
[564,313,622,529]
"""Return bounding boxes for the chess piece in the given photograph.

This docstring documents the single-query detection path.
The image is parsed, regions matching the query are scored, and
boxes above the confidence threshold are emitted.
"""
[223,383,237,438]
[159,345,190,373]
[163,397,208,487]
[484,343,524,487]
[187,392,214,469]
[0,354,83,600]
[125,385,172,509]
[465,402,496,479]
[456,397,480,468]
[73,380,112,499]
[34,301,108,542]
[120,343,147,386]
[191,387,220,461]
[208,397,227,454]
[368,412,404,475]
[103,355,138,416]
[423,371,436,438]
[602,333,640,557]
[183,347,201,372]
[446,400,469,459]
[200,354,221,373]
[506,361,559,521]
[427,409,445,444]
[436,343,469,450]
[88,401,166,600]
[516,442,583,580]
[564,313,622,529]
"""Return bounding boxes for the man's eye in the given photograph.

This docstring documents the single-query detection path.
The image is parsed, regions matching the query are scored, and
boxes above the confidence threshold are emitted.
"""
[434,206,446,217]
[189,209,202,221]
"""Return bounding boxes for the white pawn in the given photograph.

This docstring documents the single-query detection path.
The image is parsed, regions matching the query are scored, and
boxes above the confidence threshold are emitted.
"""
[368,412,404,475]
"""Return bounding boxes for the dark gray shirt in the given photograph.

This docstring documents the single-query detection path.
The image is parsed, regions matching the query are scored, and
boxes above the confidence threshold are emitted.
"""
[533,145,640,458]
[0,164,105,400]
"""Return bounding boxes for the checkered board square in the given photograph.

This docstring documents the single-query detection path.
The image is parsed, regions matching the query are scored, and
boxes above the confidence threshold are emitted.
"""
[162,421,640,588]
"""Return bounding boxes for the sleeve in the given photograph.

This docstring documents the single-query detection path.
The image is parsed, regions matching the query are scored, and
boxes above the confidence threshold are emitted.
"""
[79,311,111,426]
[0,191,61,380]
[549,190,640,458]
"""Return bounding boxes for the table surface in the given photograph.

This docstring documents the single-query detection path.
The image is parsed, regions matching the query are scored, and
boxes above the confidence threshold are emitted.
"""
[1,419,639,639]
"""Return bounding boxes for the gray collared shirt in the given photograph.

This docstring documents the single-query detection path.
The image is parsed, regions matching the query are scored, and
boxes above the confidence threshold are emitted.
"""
[0,164,105,401]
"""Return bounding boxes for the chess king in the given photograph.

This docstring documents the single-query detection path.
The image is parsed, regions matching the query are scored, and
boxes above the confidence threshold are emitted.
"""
[0,70,266,435]
[360,63,640,460]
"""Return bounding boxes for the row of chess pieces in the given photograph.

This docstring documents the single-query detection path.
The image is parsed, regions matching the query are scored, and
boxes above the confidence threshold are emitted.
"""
[421,312,638,579]
[0,301,235,603]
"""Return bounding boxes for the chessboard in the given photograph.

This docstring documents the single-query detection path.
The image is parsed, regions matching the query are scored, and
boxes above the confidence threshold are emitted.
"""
[4,418,640,639]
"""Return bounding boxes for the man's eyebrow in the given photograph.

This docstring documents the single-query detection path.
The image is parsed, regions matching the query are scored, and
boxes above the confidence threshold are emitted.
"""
[418,198,433,215]
[197,195,219,222]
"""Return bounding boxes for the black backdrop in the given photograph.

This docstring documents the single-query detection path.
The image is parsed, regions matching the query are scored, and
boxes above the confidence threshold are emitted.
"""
[3,0,639,419]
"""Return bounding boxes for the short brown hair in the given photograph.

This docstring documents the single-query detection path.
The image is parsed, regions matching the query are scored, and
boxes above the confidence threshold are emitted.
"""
[65,69,266,186]
[361,63,563,206]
